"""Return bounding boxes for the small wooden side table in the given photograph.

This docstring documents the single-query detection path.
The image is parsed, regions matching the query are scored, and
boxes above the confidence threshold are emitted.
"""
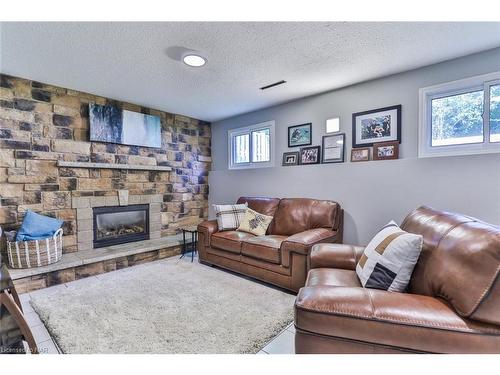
[0,264,38,354]
[180,226,198,262]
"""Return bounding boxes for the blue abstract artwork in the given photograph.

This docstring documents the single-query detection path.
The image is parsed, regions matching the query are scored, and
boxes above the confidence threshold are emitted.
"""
[89,103,161,148]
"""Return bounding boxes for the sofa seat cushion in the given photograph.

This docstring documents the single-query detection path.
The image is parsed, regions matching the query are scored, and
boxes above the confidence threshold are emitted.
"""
[295,286,500,353]
[211,231,255,254]
[241,235,287,264]
[306,268,361,288]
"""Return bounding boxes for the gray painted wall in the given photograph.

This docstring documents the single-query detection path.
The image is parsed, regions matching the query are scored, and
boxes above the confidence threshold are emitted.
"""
[209,47,500,245]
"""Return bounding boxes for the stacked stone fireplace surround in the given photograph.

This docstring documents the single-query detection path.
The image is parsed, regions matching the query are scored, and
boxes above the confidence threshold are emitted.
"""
[0,74,211,292]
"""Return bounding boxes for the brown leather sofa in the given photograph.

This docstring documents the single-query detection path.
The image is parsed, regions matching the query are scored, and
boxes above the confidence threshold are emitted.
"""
[294,206,500,353]
[197,197,343,292]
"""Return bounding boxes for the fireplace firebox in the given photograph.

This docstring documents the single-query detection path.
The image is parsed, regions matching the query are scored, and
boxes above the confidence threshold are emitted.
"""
[93,204,150,248]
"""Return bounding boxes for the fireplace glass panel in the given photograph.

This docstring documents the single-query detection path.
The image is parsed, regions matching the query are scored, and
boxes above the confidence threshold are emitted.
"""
[93,204,149,248]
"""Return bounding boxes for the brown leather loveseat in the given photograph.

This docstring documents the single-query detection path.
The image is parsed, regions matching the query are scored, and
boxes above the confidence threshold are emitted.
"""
[197,197,343,292]
[294,206,500,353]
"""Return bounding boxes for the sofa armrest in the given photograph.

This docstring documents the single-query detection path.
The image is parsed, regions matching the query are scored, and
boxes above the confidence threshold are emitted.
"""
[310,243,365,270]
[280,228,339,268]
[197,220,218,246]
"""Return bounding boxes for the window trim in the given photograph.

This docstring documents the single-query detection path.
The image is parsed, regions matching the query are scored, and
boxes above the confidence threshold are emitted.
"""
[228,120,275,170]
[418,71,500,158]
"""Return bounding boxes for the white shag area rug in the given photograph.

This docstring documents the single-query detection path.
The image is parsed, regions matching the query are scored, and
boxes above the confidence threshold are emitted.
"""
[29,257,295,354]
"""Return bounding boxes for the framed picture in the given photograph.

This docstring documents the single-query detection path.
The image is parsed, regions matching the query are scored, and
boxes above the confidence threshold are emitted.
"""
[299,146,321,165]
[373,141,399,160]
[288,123,312,147]
[352,105,401,148]
[322,133,345,163]
[351,147,370,162]
[282,151,299,166]
[89,103,161,148]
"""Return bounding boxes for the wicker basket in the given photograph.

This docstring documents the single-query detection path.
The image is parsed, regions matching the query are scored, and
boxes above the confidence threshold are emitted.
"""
[6,229,63,269]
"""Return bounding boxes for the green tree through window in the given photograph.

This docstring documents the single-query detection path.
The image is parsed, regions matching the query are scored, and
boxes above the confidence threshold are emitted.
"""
[431,90,484,146]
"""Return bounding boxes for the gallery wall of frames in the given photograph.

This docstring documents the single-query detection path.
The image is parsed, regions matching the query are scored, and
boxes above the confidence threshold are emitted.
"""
[282,105,402,167]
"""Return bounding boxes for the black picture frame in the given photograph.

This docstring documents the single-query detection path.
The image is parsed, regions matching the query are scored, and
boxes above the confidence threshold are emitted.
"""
[352,105,402,148]
[299,145,321,165]
[282,151,299,166]
[288,123,312,148]
[322,133,345,163]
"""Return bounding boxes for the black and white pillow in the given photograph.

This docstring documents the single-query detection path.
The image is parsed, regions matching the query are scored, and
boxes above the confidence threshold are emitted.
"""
[356,221,423,292]
[213,203,248,231]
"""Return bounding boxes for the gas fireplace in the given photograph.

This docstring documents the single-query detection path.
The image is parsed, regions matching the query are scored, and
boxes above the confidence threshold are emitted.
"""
[93,204,150,248]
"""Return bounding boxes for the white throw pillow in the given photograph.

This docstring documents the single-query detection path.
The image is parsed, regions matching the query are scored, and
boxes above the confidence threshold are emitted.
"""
[356,221,423,292]
[213,203,248,231]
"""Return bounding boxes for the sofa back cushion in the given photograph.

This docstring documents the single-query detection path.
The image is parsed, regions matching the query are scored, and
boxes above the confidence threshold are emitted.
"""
[236,197,280,216]
[270,198,340,236]
[401,206,500,325]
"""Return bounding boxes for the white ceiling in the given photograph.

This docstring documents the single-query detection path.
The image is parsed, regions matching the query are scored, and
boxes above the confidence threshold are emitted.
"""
[1,22,500,122]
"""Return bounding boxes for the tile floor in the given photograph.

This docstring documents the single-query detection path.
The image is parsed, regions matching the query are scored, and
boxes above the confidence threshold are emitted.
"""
[19,292,60,354]
[259,323,295,354]
[17,251,295,354]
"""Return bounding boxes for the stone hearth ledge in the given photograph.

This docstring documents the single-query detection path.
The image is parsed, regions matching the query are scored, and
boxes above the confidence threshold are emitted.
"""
[8,233,192,280]
[57,160,172,171]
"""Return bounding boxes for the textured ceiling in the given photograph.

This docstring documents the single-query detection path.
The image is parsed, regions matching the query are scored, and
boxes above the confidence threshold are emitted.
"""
[1,22,500,122]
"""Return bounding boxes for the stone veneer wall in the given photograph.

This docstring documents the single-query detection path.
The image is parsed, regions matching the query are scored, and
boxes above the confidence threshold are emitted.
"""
[0,74,211,254]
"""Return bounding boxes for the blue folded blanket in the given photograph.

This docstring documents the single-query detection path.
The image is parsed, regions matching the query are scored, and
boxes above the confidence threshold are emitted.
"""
[16,210,63,241]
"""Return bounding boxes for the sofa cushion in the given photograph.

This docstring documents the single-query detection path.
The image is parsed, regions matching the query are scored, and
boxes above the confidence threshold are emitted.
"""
[401,206,500,325]
[356,221,423,292]
[271,198,340,236]
[236,197,280,217]
[213,203,248,231]
[306,268,361,288]
[295,286,500,353]
[211,231,255,254]
[241,235,287,264]
[237,208,274,236]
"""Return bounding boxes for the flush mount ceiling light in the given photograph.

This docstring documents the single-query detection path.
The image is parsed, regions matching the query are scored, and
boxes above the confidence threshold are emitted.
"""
[183,54,206,67]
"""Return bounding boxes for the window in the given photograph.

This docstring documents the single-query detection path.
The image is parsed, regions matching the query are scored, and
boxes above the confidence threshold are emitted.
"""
[234,134,249,164]
[490,84,500,142]
[419,71,500,157]
[228,121,275,169]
